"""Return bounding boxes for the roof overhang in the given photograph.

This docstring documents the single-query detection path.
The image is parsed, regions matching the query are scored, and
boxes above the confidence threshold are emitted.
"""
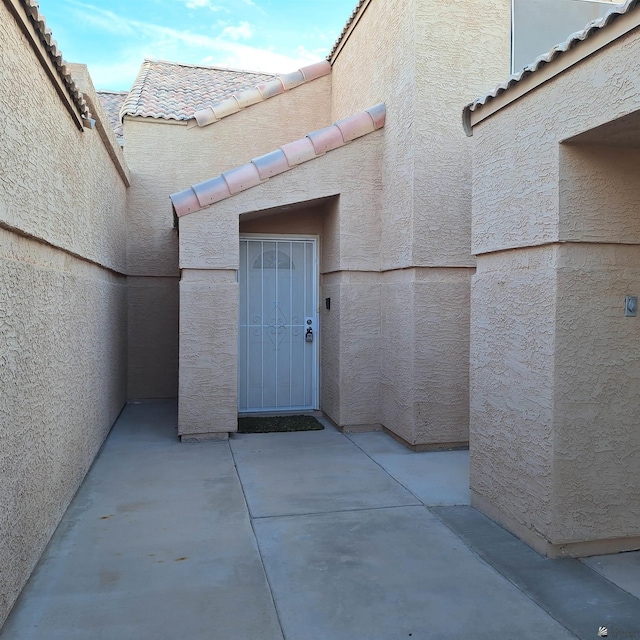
[4,0,92,130]
[463,1,640,136]
[328,0,373,64]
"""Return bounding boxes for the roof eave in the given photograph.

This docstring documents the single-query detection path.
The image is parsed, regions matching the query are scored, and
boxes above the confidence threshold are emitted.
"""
[170,103,386,218]
[328,0,373,64]
[5,0,91,130]
[463,1,640,136]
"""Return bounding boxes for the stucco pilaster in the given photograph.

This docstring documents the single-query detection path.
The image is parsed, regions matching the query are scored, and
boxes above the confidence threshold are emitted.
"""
[179,269,238,437]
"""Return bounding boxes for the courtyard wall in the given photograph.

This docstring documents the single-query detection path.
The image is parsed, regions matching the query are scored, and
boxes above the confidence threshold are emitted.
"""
[0,4,129,624]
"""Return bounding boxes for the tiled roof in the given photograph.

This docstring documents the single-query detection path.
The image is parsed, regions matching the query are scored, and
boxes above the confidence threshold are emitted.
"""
[97,90,128,140]
[16,0,91,123]
[193,60,331,127]
[463,0,640,131]
[120,59,277,121]
[327,0,369,61]
[170,103,386,217]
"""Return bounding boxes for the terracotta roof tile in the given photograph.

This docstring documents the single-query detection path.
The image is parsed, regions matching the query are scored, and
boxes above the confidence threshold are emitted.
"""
[97,90,128,140]
[170,103,386,217]
[17,0,91,124]
[463,0,640,132]
[192,60,331,128]
[328,0,369,61]
[120,59,277,121]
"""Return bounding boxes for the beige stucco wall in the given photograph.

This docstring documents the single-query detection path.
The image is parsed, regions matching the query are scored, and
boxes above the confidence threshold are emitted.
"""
[178,133,383,436]
[127,276,178,398]
[331,0,416,270]
[0,3,128,626]
[329,0,511,445]
[470,25,640,554]
[470,247,557,542]
[123,75,331,398]
[553,243,640,544]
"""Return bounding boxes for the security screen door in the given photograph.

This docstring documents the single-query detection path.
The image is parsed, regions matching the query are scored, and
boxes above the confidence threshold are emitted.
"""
[239,237,318,412]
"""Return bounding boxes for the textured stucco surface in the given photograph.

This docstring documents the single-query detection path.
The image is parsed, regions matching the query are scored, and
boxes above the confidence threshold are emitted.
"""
[178,132,382,273]
[380,268,473,446]
[179,270,238,435]
[329,0,510,445]
[412,268,473,445]
[321,271,381,428]
[0,232,127,625]
[1,4,128,625]
[127,276,178,399]
[472,27,640,256]
[125,75,331,276]
[470,26,640,551]
[331,0,416,271]
[560,144,640,243]
[413,0,511,268]
[553,245,640,543]
[470,247,557,542]
[1,11,126,274]
[332,0,510,269]
[124,75,331,398]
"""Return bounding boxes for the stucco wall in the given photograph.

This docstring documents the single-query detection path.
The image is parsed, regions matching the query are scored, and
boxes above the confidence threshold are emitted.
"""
[553,243,640,544]
[470,24,640,553]
[412,268,472,445]
[330,0,510,445]
[178,133,383,435]
[470,247,557,542]
[472,27,640,257]
[414,0,511,268]
[331,0,416,270]
[127,276,178,398]
[124,75,331,398]
[0,3,128,626]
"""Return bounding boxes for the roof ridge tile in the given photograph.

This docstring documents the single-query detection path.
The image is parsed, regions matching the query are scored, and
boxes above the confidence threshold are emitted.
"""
[193,60,332,128]
[170,103,386,218]
[120,60,152,123]
[17,0,91,124]
[328,0,368,61]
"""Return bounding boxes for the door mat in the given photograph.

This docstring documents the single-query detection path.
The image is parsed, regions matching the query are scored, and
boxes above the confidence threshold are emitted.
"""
[238,415,324,434]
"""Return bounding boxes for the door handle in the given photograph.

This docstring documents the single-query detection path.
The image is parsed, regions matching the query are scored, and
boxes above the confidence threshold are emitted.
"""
[305,327,313,343]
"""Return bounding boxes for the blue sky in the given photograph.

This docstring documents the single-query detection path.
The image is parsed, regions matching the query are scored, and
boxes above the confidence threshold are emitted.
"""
[36,0,357,91]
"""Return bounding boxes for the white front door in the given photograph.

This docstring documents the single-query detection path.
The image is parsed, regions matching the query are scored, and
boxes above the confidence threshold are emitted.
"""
[239,236,318,412]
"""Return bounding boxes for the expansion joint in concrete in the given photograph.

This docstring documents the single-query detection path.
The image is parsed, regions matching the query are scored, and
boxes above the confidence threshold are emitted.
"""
[249,503,424,521]
[228,441,287,640]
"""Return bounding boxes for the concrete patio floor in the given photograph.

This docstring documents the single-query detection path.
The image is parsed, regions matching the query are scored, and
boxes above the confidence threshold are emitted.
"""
[2,401,640,639]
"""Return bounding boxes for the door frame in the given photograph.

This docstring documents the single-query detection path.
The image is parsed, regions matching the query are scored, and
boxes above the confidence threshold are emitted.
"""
[238,233,320,413]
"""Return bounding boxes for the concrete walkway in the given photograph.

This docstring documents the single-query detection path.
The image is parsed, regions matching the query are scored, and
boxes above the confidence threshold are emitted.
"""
[2,401,640,639]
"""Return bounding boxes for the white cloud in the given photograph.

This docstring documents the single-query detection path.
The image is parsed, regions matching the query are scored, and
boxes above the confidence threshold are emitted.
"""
[66,2,136,36]
[183,0,223,11]
[221,21,253,41]
[200,44,320,74]
[64,1,326,87]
